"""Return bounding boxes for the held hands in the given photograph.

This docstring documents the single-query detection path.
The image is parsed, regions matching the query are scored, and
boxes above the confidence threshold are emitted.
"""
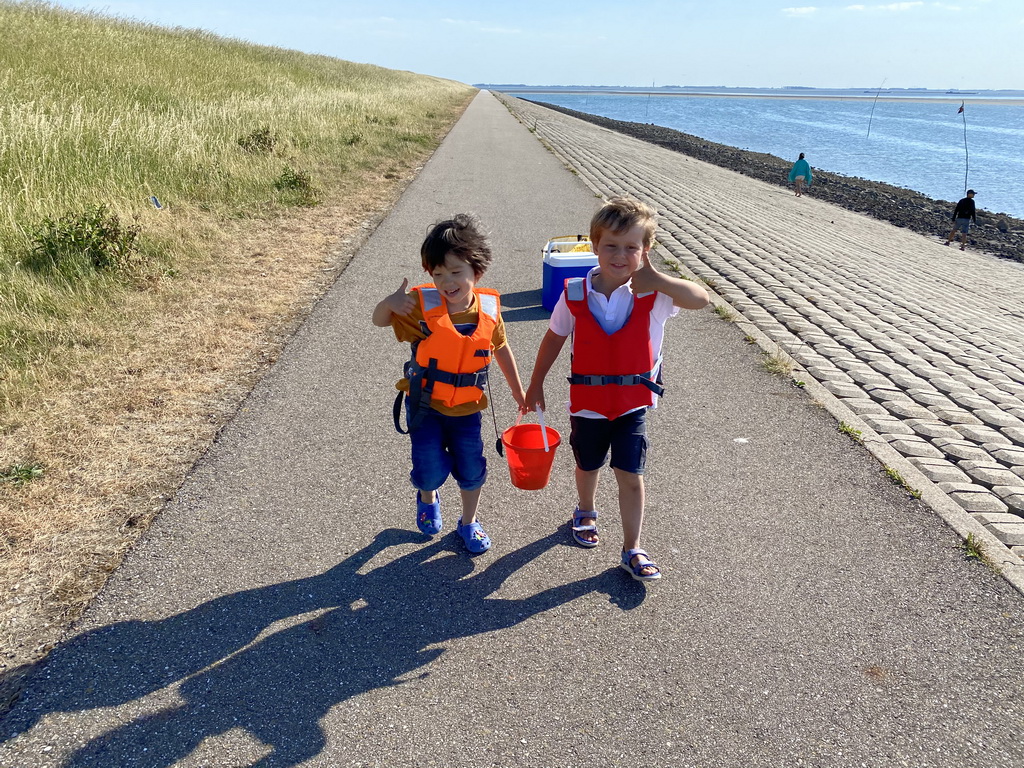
[511,388,529,415]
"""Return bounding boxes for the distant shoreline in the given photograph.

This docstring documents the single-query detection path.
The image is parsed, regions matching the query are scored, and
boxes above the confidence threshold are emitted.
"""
[484,88,1024,107]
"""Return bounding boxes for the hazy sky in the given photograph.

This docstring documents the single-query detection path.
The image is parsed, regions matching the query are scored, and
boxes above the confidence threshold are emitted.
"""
[50,0,1022,90]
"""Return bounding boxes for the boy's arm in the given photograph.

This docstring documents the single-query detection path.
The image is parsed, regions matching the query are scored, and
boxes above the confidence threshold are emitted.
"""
[493,344,527,413]
[630,251,709,310]
[372,278,416,327]
[525,329,568,412]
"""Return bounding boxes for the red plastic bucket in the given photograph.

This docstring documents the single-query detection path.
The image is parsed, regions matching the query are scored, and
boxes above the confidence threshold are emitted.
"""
[501,416,561,491]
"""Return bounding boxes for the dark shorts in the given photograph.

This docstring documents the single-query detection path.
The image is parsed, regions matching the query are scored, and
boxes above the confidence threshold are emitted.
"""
[953,217,971,234]
[569,410,648,475]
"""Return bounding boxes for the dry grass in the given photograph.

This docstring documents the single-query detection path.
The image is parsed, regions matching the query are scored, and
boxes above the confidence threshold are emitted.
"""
[0,164,458,682]
[0,1,476,691]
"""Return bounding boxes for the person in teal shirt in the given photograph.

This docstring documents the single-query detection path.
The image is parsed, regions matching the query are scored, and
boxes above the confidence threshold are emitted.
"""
[788,153,813,197]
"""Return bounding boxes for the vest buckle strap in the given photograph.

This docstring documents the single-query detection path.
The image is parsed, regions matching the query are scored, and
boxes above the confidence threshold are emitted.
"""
[569,374,608,386]
[569,372,665,397]
[413,364,489,390]
[451,369,489,389]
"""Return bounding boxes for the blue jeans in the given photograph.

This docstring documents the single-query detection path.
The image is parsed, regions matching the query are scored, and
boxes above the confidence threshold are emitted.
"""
[408,405,486,492]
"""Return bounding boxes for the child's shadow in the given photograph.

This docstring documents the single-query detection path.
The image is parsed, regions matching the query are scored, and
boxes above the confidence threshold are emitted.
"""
[1,527,644,767]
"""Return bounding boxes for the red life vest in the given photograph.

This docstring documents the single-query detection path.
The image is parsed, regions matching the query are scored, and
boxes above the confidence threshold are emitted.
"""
[407,284,500,408]
[565,277,663,420]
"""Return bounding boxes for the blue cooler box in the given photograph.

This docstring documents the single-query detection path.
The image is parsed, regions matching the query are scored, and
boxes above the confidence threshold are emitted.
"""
[542,252,597,311]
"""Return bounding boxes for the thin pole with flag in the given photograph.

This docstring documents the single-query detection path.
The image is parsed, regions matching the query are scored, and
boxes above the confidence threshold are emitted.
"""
[866,78,886,138]
[958,101,969,195]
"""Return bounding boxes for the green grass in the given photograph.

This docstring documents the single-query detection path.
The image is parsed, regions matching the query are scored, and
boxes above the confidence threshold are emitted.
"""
[0,1,473,405]
[762,351,793,376]
[963,532,986,562]
[0,461,43,485]
[838,421,863,442]
[712,303,737,322]
[883,465,922,499]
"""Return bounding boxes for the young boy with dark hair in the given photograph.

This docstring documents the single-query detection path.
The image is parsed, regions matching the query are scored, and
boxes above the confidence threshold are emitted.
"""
[373,214,527,553]
[525,197,709,580]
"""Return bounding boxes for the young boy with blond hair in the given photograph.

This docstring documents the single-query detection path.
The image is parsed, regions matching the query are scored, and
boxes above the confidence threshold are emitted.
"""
[525,197,708,580]
[373,214,527,554]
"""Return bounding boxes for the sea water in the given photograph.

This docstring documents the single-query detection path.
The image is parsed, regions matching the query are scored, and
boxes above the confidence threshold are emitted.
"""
[508,91,1024,219]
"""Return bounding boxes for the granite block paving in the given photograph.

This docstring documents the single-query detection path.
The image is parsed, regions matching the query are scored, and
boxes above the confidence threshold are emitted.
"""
[906,457,971,484]
[500,95,1024,550]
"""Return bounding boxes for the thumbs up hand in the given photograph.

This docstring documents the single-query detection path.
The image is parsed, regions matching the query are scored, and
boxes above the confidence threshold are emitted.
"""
[628,250,663,295]
[385,278,415,316]
[372,278,416,327]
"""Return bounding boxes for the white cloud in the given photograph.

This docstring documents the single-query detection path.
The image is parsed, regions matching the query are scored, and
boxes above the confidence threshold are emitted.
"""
[782,6,818,15]
[846,3,866,8]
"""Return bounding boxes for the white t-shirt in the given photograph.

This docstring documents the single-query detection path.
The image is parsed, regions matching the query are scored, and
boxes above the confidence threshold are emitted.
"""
[549,267,679,419]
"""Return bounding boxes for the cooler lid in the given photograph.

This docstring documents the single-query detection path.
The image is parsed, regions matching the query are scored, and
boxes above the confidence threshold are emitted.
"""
[543,252,598,267]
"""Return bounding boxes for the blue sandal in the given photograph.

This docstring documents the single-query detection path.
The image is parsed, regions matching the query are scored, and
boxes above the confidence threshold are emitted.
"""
[416,491,442,536]
[456,520,491,554]
[571,506,599,548]
[621,548,661,582]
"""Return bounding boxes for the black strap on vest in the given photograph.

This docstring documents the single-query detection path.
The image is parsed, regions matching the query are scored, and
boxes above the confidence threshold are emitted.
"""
[392,357,491,434]
[567,371,665,397]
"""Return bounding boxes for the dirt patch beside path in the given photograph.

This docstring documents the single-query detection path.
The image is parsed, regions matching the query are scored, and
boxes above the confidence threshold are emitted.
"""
[0,155,440,714]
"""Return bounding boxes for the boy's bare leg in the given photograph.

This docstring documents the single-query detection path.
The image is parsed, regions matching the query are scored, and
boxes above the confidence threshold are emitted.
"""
[574,466,601,544]
[460,487,482,525]
[419,490,437,503]
[614,468,656,576]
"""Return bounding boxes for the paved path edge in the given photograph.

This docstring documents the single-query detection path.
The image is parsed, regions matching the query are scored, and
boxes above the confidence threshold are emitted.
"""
[717,297,1024,595]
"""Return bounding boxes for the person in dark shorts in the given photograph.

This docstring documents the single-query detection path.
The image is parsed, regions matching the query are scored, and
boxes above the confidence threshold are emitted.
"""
[945,189,977,251]
[525,198,708,581]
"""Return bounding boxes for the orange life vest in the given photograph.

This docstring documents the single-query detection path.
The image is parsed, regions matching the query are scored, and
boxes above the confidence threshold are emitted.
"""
[565,277,664,420]
[395,285,500,433]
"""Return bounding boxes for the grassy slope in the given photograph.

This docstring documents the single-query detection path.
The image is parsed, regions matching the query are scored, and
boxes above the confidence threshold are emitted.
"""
[0,1,470,397]
[0,0,475,684]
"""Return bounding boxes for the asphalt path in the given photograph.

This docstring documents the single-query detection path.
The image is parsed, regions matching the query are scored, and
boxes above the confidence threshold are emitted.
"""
[1,91,1022,768]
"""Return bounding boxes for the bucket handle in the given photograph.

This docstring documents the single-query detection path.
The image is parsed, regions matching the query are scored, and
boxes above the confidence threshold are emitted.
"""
[537,409,550,453]
[511,410,551,453]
